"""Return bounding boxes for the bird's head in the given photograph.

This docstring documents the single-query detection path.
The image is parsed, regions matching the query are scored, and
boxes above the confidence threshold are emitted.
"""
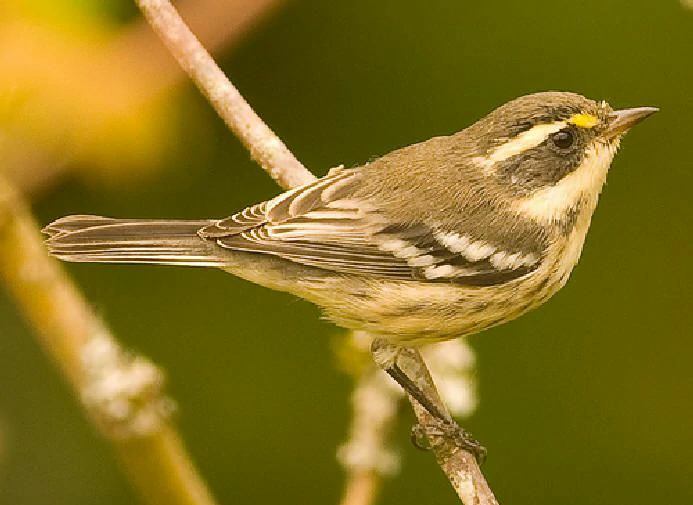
[467,91,658,224]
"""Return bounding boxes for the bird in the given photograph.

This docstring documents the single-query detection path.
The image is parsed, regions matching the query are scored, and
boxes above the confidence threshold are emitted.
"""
[44,91,657,456]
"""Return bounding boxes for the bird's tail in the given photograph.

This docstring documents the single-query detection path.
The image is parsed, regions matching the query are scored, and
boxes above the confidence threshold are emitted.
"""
[43,215,226,266]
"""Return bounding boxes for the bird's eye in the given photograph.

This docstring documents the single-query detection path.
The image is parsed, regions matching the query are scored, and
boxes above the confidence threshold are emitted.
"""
[551,129,575,150]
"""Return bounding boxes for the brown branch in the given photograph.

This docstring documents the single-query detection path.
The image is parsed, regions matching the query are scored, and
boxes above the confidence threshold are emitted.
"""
[338,470,382,505]
[397,347,498,505]
[336,332,403,505]
[422,340,478,419]
[110,0,288,97]
[0,0,317,501]
[135,0,315,191]
[0,174,218,505]
[336,338,480,505]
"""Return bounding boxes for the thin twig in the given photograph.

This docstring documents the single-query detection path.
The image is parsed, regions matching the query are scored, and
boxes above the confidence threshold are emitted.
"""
[336,335,479,505]
[338,469,382,505]
[336,333,402,505]
[397,347,498,505]
[135,0,315,190]
[422,340,478,419]
[111,0,288,97]
[0,175,218,505]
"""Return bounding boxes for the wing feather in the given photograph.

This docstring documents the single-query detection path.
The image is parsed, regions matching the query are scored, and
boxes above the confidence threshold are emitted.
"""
[198,168,540,284]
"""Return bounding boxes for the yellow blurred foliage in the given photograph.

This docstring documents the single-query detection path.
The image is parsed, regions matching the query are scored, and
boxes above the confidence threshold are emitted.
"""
[0,6,178,189]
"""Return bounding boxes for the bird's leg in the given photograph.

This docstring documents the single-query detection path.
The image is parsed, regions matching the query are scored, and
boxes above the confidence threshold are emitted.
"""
[371,338,487,463]
[370,339,448,420]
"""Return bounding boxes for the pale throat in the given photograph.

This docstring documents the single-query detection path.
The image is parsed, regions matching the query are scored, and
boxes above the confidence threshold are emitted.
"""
[512,141,620,224]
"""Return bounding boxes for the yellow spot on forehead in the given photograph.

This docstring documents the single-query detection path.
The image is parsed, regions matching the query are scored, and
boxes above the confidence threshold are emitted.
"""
[568,113,599,129]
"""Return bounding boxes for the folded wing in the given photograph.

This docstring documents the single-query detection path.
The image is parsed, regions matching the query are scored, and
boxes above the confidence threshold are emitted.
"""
[200,169,540,285]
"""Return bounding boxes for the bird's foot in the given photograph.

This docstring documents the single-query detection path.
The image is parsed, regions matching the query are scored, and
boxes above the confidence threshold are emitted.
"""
[411,417,487,464]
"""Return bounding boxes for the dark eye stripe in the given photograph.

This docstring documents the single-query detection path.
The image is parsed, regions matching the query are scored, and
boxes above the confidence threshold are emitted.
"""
[494,134,585,195]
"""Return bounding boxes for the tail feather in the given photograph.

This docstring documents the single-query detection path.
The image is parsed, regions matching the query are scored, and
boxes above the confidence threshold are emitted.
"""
[43,215,226,266]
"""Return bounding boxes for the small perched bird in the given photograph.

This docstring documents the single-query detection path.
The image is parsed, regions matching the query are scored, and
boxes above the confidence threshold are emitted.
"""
[44,92,656,456]
[44,91,656,345]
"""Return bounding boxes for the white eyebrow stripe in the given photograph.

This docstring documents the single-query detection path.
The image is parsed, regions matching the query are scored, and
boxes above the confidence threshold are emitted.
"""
[488,120,567,163]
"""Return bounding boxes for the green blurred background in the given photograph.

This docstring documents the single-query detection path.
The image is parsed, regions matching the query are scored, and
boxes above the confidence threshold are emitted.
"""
[1,0,692,503]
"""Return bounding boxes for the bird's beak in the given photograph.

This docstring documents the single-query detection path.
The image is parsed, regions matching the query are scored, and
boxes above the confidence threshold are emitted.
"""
[605,107,659,139]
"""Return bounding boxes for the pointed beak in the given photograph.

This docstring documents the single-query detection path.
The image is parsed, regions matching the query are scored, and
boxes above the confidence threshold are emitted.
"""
[605,106,659,139]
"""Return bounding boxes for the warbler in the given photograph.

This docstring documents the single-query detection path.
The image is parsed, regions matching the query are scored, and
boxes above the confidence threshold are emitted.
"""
[44,92,656,451]
[44,90,656,342]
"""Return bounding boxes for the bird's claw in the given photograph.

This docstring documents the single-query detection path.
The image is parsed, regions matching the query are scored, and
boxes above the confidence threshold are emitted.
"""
[410,418,487,464]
